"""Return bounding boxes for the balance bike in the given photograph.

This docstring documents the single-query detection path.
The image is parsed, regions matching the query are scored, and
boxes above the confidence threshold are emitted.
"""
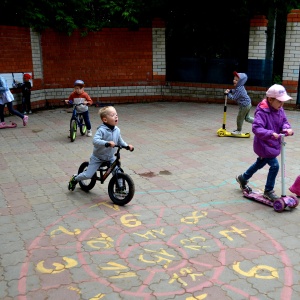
[217,94,250,138]
[237,133,299,212]
[77,144,135,206]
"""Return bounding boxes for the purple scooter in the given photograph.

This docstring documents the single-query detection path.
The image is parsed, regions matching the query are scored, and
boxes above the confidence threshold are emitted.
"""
[238,133,299,212]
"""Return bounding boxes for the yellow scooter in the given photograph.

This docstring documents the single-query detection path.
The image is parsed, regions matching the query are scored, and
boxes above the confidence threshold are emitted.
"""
[217,94,250,138]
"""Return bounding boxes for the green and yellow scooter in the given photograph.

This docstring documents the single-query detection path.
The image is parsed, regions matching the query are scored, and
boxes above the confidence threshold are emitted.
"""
[217,94,250,138]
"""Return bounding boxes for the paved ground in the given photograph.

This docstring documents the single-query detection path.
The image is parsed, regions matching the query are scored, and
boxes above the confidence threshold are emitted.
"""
[1,102,300,300]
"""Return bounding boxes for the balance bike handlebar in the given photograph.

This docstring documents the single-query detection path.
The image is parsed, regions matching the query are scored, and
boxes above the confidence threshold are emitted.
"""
[105,143,134,152]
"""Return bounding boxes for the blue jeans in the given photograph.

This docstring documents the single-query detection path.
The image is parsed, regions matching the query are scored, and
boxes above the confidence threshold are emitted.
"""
[0,102,24,122]
[242,157,279,192]
[73,110,91,130]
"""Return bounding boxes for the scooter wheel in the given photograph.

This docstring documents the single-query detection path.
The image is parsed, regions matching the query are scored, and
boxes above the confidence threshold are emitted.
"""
[273,198,285,212]
[289,197,299,208]
[217,129,226,137]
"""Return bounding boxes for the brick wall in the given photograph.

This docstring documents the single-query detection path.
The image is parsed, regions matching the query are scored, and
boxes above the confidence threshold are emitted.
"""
[40,28,153,89]
[0,26,33,72]
[0,16,299,111]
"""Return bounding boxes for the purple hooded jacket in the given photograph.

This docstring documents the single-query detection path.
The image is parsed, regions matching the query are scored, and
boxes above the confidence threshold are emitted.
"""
[252,99,291,158]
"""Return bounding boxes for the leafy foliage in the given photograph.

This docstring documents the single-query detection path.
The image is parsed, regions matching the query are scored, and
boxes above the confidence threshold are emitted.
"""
[2,0,300,83]
[2,0,160,34]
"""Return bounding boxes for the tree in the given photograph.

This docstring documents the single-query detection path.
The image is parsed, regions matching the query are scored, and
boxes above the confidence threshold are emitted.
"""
[2,0,164,34]
[2,0,300,83]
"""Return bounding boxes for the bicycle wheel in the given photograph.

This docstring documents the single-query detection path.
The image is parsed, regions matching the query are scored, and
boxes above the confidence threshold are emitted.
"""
[78,162,97,191]
[79,115,87,135]
[70,119,77,142]
[108,172,135,206]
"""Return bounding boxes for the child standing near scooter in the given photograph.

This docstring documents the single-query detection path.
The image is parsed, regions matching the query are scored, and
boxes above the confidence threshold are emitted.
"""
[13,73,32,114]
[236,84,293,201]
[225,71,254,135]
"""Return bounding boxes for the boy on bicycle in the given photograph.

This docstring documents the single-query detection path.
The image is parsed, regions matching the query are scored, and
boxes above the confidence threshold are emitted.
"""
[65,79,93,137]
[68,106,134,191]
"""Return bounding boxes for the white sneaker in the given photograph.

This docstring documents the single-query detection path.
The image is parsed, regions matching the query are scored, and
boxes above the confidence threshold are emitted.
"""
[231,130,241,135]
[87,130,92,137]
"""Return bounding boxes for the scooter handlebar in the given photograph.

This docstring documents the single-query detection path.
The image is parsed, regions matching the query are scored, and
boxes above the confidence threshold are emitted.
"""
[280,130,294,136]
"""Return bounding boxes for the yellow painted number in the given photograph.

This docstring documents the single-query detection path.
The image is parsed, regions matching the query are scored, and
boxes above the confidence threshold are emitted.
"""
[120,214,141,227]
[181,211,208,224]
[50,226,81,238]
[87,233,114,249]
[233,261,279,279]
[36,257,78,274]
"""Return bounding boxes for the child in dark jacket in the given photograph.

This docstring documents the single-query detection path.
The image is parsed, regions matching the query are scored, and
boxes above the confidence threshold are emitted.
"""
[14,73,32,114]
[225,72,254,134]
[236,84,293,201]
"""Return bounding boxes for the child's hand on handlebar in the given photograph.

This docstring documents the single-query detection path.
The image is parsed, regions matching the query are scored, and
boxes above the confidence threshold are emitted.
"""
[107,141,116,148]
[283,128,294,136]
[128,144,134,151]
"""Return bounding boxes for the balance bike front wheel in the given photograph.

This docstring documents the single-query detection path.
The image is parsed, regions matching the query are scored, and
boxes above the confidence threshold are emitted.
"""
[108,173,135,206]
[78,162,97,191]
[70,119,77,142]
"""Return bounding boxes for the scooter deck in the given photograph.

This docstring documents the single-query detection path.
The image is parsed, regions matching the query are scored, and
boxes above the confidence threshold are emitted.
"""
[0,122,17,129]
[242,188,299,212]
[217,128,250,138]
[242,189,273,207]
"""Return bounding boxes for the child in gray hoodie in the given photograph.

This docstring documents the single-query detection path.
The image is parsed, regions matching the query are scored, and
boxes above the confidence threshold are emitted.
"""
[225,71,254,134]
[68,106,134,191]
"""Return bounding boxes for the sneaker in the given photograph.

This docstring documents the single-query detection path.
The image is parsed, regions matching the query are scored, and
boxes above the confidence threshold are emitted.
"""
[263,190,279,201]
[23,115,29,126]
[87,129,92,137]
[236,174,249,190]
[68,175,78,191]
[24,111,27,115]
[231,129,241,135]
[29,110,32,114]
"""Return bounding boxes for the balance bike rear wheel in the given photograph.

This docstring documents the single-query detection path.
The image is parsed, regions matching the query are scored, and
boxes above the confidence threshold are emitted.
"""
[78,162,97,191]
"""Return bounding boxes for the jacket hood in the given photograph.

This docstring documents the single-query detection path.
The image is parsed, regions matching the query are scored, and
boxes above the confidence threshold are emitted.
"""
[236,73,248,87]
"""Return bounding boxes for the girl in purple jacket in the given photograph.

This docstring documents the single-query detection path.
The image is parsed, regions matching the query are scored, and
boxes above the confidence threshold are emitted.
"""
[236,84,294,201]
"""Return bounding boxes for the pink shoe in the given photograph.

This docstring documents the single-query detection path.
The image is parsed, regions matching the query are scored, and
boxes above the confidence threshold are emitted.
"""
[23,115,28,126]
[0,122,6,128]
[289,175,300,197]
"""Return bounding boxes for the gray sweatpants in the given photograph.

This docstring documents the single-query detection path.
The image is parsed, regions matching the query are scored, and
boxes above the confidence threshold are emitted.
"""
[236,104,254,131]
[76,154,115,181]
